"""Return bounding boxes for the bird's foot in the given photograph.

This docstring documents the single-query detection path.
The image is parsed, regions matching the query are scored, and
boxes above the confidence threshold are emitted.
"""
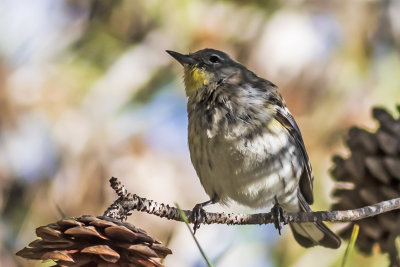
[271,198,288,235]
[191,203,208,234]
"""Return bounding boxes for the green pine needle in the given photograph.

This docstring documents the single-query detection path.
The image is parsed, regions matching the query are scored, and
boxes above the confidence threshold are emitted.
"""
[175,203,214,267]
[341,224,360,267]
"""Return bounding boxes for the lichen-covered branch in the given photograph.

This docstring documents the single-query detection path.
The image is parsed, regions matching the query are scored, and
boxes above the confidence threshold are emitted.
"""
[103,177,400,225]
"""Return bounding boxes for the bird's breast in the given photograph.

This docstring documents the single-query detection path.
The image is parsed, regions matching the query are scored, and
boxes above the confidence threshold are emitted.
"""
[188,105,303,208]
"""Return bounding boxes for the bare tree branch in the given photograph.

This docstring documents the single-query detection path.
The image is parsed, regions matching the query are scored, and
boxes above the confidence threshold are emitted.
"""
[103,177,400,225]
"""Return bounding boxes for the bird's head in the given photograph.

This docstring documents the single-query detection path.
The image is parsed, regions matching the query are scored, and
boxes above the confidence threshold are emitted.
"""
[167,49,240,95]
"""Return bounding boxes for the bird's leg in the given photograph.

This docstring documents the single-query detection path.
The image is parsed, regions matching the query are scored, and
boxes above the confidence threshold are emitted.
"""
[271,196,288,235]
[191,199,215,234]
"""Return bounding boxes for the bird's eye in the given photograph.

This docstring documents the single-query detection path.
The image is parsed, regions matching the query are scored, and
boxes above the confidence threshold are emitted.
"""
[209,55,220,63]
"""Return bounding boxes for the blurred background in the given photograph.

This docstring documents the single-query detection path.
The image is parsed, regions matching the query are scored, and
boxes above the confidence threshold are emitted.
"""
[1,0,399,266]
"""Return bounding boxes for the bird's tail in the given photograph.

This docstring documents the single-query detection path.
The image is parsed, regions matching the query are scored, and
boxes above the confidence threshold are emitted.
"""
[289,193,341,249]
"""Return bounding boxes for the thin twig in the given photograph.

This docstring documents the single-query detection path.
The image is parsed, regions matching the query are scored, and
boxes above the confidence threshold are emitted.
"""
[176,203,214,267]
[341,224,359,267]
[103,177,400,225]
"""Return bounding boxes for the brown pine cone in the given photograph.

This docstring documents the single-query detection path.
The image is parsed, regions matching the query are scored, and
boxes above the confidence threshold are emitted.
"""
[16,215,172,267]
[331,106,400,267]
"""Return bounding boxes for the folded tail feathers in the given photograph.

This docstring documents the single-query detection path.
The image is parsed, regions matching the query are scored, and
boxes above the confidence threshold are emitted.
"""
[289,193,341,249]
[290,221,341,249]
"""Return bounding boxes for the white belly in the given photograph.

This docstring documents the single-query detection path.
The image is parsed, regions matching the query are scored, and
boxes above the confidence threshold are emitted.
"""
[189,121,303,209]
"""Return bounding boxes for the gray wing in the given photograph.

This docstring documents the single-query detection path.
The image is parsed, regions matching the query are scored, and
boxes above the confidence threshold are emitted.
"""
[274,105,314,204]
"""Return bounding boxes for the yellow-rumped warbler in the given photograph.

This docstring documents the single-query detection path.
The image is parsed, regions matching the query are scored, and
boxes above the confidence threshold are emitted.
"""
[167,48,341,248]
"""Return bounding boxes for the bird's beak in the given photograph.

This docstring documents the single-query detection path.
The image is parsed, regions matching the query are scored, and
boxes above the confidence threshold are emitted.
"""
[166,50,196,66]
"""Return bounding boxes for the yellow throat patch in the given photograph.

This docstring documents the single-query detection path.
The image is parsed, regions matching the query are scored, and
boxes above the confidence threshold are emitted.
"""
[183,67,210,95]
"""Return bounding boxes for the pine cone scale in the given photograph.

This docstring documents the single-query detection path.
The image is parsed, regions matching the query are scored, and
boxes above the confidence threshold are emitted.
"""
[331,106,400,266]
[81,245,120,263]
[383,157,400,181]
[16,216,172,266]
[41,250,75,263]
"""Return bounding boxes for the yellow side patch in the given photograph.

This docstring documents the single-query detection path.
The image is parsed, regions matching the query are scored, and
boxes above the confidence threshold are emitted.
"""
[184,67,210,95]
[267,119,285,134]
